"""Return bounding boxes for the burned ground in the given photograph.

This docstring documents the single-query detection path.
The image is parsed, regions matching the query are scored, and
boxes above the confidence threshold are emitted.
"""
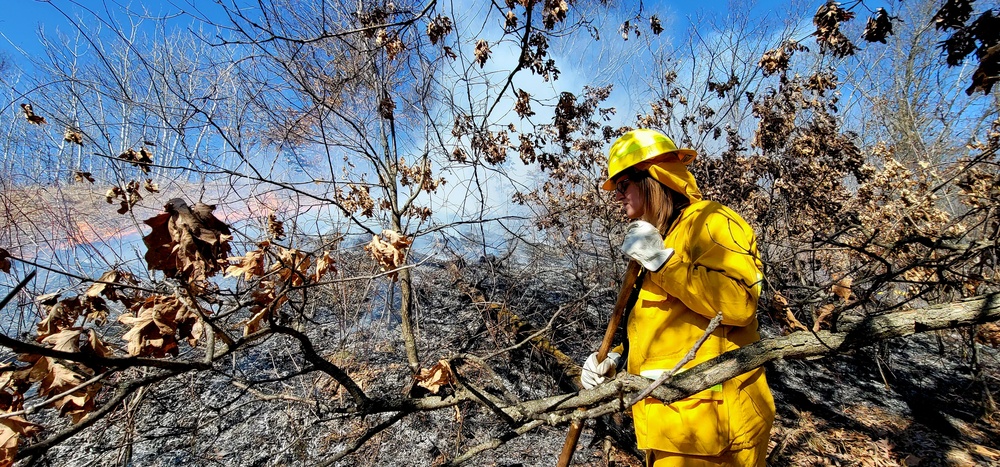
[23,258,997,467]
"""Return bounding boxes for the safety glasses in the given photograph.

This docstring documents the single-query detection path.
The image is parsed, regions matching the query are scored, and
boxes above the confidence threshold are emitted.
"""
[614,179,632,196]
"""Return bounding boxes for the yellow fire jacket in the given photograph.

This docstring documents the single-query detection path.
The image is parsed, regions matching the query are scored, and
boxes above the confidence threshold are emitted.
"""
[625,199,775,455]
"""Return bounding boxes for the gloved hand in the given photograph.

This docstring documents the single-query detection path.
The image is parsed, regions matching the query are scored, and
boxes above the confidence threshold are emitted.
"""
[581,351,621,389]
[622,220,674,272]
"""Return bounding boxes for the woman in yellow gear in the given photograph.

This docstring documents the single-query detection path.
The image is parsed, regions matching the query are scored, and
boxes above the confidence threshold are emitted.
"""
[580,129,775,466]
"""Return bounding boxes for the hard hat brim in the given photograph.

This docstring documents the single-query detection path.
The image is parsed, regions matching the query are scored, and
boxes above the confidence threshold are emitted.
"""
[602,149,698,191]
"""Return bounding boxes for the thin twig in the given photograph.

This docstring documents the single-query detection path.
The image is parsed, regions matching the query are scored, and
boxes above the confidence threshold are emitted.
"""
[626,312,724,407]
[231,380,315,405]
[17,370,180,460]
[316,411,409,466]
[445,420,545,466]
[0,331,210,372]
[0,370,110,420]
[482,284,597,360]
[0,270,36,312]
[181,282,235,350]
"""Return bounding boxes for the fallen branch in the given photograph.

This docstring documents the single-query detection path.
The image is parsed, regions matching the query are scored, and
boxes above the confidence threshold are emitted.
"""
[526,293,1000,421]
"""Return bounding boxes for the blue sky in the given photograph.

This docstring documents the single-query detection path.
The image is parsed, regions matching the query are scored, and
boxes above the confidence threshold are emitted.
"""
[0,0,796,57]
[0,0,225,56]
[0,0,811,218]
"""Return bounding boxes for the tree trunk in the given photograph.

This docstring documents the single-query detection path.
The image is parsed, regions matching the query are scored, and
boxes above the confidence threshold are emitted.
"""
[398,265,419,373]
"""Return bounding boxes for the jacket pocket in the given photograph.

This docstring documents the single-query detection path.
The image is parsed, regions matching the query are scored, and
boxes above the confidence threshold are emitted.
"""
[633,388,730,456]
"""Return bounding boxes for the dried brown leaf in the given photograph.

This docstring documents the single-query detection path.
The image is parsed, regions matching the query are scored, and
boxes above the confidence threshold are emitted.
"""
[813,2,858,58]
[504,10,517,31]
[0,415,42,466]
[142,198,233,284]
[650,15,663,35]
[241,284,286,336]
[861,8,894,44]
[363,230,412,281]
[451,146,467,163]
[19,103,46,125]
[427,15,453,45]
[0,248,10,274]
[270,246,311,286]
[41,329,82,353]
[83,296,110,324]
[242,307,270,337]
[119,148,153,173]
[105,186,122,204]
[773,291,789,311]
[831,277,853,302]
[975,322,1000,348]
[74,171,94,184]
[966,43,999,96]
[813,304,836,332]
[933,0,974,30]
[138,147,153,164]
[514,89,534,118]
[35,293,60,307]
[384,34,405,61]
[542,0,568,30]
[118,295,195,357]
[267,214,286,241]
[759,41,806,76]
[225,243,270,281]
[37,357,99,422]
[379,96,395,120]
[83,329,113,359]
[63,128,84,145]
[315,251,337,282]
[415,360,453,394]
[85,270,137,307]
[784,309,808,333]
[37,297,86,337]
[473,39,490,68]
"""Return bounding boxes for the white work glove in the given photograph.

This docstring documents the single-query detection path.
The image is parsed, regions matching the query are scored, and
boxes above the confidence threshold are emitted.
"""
[621,220,674,272]
[581,351,621,389]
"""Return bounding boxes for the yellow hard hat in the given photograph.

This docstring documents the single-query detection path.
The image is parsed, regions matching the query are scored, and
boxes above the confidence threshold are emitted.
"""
[602,129,697,191]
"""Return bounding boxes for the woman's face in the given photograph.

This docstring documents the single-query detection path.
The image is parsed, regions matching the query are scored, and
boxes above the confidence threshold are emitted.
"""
[614,176,645,220]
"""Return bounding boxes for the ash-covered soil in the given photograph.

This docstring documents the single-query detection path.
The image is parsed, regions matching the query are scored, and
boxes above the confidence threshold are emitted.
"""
[26,259,1000,466]
[767,330,1000,467]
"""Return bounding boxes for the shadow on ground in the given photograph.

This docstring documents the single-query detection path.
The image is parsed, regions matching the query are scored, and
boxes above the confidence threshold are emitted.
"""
[767,331,1000,466]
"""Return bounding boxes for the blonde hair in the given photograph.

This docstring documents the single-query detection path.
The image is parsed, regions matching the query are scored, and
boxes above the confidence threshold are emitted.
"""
[630,171,689,235]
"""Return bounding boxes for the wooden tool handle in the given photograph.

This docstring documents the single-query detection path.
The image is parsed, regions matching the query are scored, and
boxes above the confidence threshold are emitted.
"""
[596,261,642,361]
[557,261,643,467]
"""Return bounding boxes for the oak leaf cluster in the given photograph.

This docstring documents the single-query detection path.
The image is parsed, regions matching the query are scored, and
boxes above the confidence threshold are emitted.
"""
[225,241,338,335]
[142,198,233,285]
[812,1,858,58]
[0,267,139,463]
[73,172,94,184]
[363,230,412,281]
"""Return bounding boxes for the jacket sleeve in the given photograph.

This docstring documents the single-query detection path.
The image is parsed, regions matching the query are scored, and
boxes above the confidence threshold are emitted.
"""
[646,203,763,327]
